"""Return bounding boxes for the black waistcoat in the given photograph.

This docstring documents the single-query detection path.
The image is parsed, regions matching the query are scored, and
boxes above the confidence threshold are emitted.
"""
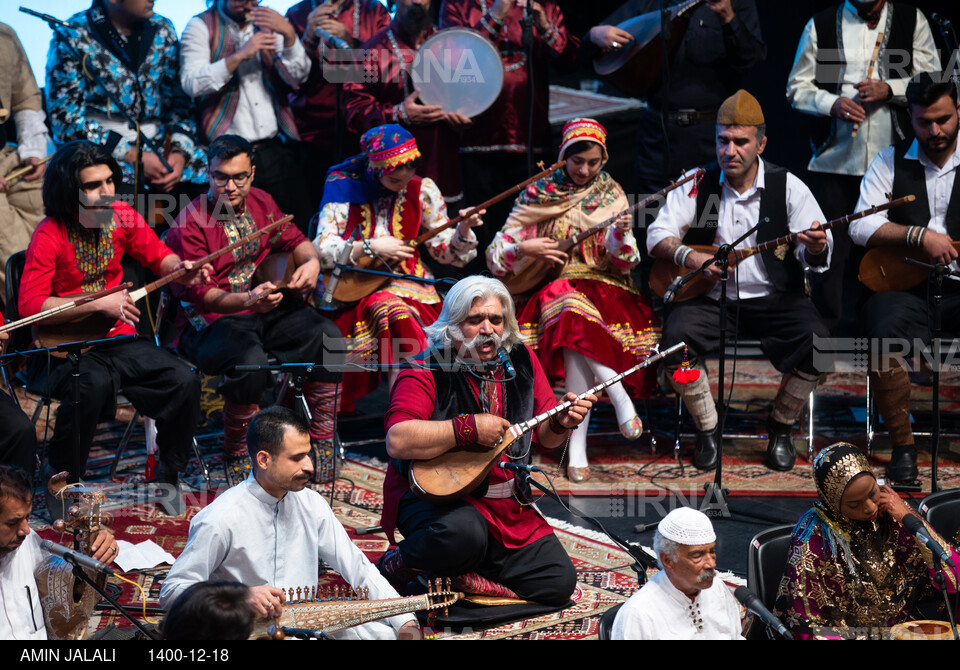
[889,138,960,241]
[685,162,802,294]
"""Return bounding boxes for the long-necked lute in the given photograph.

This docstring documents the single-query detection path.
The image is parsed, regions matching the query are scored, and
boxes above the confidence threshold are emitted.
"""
[322,162,564,304]
[409,342,685,504]
[36,214,293,353]
[0,282,132,337]
[249,579,461,640]
[503,169,703,296]
[649,195,916,302]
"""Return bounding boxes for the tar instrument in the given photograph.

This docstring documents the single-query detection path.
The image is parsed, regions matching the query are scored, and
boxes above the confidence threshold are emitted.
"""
[409,342,684,503]
[649,194,916,302]
[858,232,960,294]
[35,472,112,640]
[35,214,293,354]
[503,169,703,296]
[249,579,461,640]
[244,252,298,308]
[593,0,704,97]
[410,28,504,118]
[321,162,562,303]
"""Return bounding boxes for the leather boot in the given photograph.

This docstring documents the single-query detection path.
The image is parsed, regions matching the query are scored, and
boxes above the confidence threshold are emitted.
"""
[155,462,185,516]
[222,400,259,487]
[694,427,719,471]
[886,445,919,484]
[765,418,797,471]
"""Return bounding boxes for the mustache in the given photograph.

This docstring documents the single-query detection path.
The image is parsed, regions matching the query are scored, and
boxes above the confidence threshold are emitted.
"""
[696,568,716,584]
[463,332,502,350]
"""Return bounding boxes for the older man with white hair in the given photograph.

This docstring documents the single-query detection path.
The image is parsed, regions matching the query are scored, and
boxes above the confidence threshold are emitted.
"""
[612,507,744,639]
[377,276,596,606]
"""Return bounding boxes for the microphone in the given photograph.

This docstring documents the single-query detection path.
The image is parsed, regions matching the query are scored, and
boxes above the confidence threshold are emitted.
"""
[40,539,116,577]
[663,275,685,304]
[497,461,539,472]
[497,348,516,378]
[734,586,793,640]
[315,26,351,50]
[19,7,77,30]
[321,238,354,307]
[902,514,955,568]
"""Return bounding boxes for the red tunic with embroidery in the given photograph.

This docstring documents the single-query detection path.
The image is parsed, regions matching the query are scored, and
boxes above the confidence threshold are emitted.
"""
[440,0,579,155]
[382,346,558,549]
[343,20,463,200]
[286,0,390,151]
[19,202,172,338]
[165,188,308,328]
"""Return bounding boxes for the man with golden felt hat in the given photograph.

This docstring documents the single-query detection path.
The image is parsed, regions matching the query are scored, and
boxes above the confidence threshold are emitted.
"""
[647,89,833,472]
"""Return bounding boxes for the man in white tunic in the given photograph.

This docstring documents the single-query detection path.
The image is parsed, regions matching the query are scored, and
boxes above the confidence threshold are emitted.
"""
[612,507,743,640]
[159,407,418,639]
[0,465,118,640]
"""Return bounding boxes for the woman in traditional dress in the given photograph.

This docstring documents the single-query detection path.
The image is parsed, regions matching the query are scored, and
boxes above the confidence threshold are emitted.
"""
[774,443,960,639]
[313,124,482,407]
[486,119,661,482]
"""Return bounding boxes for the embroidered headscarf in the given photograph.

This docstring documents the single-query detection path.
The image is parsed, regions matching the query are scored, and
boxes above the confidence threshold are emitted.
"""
[320,124,421,207]
[557,118,608,163]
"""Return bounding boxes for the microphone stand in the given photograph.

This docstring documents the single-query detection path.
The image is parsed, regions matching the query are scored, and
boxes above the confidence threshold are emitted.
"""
[521,1,535,176]
[521,470,658,587]
[900,257,960,494]
[699,218,767,519]
[68,560,159,640]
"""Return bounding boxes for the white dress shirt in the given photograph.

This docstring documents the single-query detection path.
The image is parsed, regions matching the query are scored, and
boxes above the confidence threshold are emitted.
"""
[0,532,47,640]
[646,158,832,300]
[159,475,415,639]
[786,1,940,176]
[611,569,744,640]
[180,13,310,143]
[850,138,960,276]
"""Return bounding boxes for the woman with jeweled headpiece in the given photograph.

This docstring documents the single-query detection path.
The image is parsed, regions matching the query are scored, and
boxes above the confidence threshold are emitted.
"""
[486,119,661,482]
[774,443,960,639]
[313,124,483,408]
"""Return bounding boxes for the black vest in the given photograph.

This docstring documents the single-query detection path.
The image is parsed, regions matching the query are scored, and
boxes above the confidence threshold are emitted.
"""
[889,138,960,240]
[808,2,916,155]
[687,162,804,294]
[390,344,537,500]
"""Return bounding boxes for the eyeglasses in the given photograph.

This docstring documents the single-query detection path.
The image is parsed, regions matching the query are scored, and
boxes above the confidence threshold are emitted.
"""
[210,171,252,187]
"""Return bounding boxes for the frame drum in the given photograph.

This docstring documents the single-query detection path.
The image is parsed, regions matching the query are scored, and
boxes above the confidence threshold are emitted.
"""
[410,28,504,118]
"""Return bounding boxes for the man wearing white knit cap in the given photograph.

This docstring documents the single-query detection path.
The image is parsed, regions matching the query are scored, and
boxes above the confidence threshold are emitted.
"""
[612,507,743,639]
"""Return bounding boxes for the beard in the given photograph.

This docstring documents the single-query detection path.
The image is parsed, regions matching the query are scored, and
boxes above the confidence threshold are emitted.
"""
[919,123,959,159]
[400,4,432,36]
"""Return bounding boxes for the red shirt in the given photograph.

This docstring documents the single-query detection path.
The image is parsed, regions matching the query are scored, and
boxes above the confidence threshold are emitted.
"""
[382,345,558,548]
[165,188,307,327]
[19,202,172,338]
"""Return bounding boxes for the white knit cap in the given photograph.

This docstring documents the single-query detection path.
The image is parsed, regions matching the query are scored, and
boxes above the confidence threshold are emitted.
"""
[658,508,716,545]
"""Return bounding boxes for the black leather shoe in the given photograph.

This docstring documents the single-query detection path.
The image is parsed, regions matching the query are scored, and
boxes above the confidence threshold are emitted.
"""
[694,428,719,471]
[886,446,919,484]
[765,419,797,472]
[156,464,185,516]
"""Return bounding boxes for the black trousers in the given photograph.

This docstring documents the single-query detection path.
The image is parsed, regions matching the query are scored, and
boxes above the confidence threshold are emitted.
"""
[861,289,960,347]
[661,292,832,375]
[178,300,342,405]
[395,492,577,606]
[0,391,37,483]
[41,338,199,481]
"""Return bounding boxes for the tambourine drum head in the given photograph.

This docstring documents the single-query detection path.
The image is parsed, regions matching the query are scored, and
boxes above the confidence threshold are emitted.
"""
[411,28,504,118]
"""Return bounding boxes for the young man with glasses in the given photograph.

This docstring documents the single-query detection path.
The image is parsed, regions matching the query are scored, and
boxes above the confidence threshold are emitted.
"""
[166,135,343,487]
